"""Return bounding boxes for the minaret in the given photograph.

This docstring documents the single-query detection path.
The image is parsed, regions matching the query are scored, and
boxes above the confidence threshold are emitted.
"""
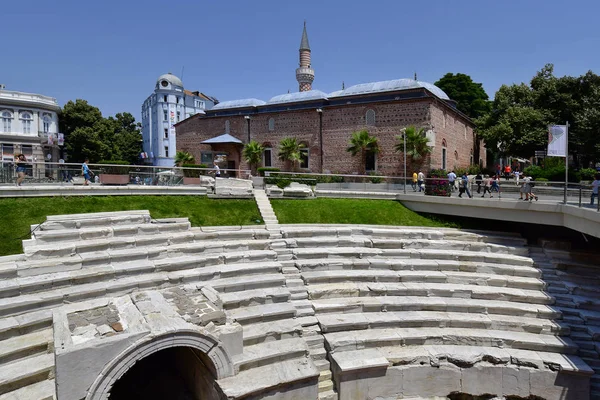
[296,21,315,92]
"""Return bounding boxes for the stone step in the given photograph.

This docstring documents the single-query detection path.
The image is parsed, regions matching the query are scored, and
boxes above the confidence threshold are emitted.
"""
[208,274,286,294]
[301,270,544,290]
[324,327,578,354]
[313,359,331,372]
[319,369,332,383]
[217,357,319,399]
[233,337,308,372]
[291,247,534,268]
[0,328,53,365]
[188,227,270,241]
[226,303,297,325]
[0,379,55,400]
[38,210,151,231]
[293,257,541,278]
[311,296,561,320]
[317,311,567,335]
[318,379,333,392]
[307,282,554,305]
[317,389,337,400]
[242,319,304,346]
[0,353,54,395]
[0,310,53,342]
[220,287,291,309]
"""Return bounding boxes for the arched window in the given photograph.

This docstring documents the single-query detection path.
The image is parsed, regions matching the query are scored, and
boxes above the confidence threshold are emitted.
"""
[268,118,275,131]
[365,109,376,126]
[470,149,473,165]
[1,111,12,133]
[262,142,273,167]
[441,139,447,170]
[42,114,51,134]
[299,142,309,169]
[225,120,230,134]
[20,112,33,134]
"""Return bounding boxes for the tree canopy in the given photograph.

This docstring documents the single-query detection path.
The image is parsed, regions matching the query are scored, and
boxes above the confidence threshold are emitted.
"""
[61,99,142,164]
[278,137,304,171]
[347,130,379,174]
[395,126,431,170]
[434,73,491,119]
[477,64,600,165]
[242,140,265,174]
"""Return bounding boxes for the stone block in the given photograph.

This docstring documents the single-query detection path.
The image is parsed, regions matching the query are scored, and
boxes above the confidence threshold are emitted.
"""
[218,323,243,357]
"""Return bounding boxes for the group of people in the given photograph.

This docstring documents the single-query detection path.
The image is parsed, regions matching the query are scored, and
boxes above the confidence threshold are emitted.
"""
[442,170,539,201]
[411,171,425,192]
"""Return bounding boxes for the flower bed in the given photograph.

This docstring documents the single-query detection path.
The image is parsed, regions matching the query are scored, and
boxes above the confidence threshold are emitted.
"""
[424,169,451,197]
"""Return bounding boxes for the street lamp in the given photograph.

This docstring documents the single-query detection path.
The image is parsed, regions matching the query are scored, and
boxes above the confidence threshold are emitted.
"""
[316,109,323,173]
[401,127,407,194]
[244,116,251,143]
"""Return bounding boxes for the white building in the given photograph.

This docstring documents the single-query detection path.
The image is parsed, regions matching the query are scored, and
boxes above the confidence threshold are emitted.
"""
[0,86,61,174]
[141,73,217,167]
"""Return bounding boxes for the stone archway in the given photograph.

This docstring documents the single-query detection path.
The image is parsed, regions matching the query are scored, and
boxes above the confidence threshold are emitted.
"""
[86,330,233,400]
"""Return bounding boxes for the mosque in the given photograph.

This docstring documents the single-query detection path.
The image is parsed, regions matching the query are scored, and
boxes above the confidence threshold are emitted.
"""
[175,23,483,175]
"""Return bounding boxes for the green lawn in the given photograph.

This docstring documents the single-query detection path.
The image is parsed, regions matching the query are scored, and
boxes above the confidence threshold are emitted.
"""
[271,198,459,227]
[0,196,263,256]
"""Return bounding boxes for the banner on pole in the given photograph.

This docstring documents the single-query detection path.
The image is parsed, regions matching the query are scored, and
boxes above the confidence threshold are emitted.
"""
[57,133,64,146]
[547,125,567,157]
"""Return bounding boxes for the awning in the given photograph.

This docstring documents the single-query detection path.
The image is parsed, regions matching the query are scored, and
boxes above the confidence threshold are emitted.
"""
[201,133,243,145]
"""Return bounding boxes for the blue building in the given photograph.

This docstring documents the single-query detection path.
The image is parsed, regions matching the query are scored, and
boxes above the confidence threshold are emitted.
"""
[141,73,218,166]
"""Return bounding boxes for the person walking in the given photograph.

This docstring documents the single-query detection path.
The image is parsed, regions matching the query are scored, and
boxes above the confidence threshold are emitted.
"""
[14,154,27,186]
[490,175,500,195]
[82,158,93,186]
[475,172,483,194]
[481,175,493,198]
[514,169,520,186]
[447,170,457,193]
[520,175,535,201]
[458,173,472,198]
[590,174,599,205]
[411,172,418,191]
[212,160,221,178]
[417,170,425,192]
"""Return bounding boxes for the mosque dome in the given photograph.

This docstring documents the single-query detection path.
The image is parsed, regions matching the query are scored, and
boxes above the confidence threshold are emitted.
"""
[329,79,450,100]
[267,90,328,105]
[157,73,184,89]
[211,98,266,110]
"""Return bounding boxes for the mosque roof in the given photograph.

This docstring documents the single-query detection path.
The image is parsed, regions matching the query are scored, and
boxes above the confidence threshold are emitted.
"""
[157,73,183,88]
[211,98,267,110]
[328,78,450,100]
[267,90,328,104]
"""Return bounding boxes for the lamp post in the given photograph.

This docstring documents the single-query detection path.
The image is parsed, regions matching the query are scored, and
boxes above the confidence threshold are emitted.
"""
[316,108,323,173]
[402,128,407,194]
[244,116,251,143]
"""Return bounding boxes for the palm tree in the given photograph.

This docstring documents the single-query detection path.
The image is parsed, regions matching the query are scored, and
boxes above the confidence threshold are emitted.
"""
[395,126,431,169]
[242,140,264,175]
[278,137,304,171]
[346,130,379,174]
[174,151,195,166]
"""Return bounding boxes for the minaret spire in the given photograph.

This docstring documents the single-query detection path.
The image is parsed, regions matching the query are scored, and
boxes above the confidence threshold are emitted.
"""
[296,21,315,92]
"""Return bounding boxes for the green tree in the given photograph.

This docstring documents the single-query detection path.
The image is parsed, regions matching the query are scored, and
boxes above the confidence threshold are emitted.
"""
[278,137,304,171]
[60,99,103,135]
[394,126,432,170]
[346,130,380,174]
[107,113,142,164]
[242,140,265,174]
[434,73,491,119]
[174,151,195,166]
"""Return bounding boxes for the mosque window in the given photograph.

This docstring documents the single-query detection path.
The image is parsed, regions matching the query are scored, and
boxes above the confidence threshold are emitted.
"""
[263,147,272,167]
[441,139,447,170]
[365,109,376,126]
[1,111,12,133]
[299,148,309,169]
[268,118,275,131]
[225,120,230,134]
[365,150,376,172]
[20,112,33,134]
[470,149,474,165]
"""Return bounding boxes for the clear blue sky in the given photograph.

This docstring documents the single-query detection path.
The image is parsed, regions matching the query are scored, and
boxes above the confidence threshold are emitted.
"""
[2,0,599,121]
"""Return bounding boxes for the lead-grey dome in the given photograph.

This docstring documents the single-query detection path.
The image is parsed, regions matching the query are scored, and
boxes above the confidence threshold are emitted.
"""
[157,73,183,88]
[211,98,266,110]
[268,90,328,105]
[329,78,450,100]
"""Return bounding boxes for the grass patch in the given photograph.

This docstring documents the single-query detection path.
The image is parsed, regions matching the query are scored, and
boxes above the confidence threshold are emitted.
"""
[0,196,263,256]
[271,198,460,227]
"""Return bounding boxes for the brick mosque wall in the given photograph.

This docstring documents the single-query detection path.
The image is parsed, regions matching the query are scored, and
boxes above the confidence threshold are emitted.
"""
[175,97,484,175]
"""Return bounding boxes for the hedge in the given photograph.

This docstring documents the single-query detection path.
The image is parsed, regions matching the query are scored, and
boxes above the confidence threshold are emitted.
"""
[182,164,208,178]
[257,167,281,177]
[97,160,130,175]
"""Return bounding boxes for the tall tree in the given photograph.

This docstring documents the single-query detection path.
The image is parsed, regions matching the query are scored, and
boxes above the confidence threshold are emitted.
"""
[434,73,491,119]
[107,113,142,164]
[394,126,432,170]
[242,140,265,174]
[278,137,304,171]
[346,130,379,174]
[60,99,103,135]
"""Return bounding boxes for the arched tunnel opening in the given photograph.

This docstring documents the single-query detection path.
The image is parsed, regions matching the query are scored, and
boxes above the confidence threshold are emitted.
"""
[109,346,224,400]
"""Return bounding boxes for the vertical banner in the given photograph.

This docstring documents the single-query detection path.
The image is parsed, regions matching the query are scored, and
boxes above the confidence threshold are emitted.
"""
[547,125,567,157]
[57,133,64,146]
[48,134,54,145]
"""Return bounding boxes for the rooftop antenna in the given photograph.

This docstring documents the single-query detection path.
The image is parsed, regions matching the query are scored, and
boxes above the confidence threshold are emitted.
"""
[342,81,345,90]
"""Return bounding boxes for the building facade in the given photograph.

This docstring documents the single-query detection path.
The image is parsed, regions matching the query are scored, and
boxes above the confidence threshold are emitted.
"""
[175,25,483,175]
[0,86,61,175]
[141,73,218,167]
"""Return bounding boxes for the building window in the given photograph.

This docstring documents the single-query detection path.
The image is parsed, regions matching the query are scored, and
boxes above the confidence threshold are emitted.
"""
[365,109,376,126]
[200,152,213,165]
[366,150,376,172]
[42,114,51,133]
[263,147,272,167]
[470,149,474,165]
[163,110,168,121]
[164,146,169,158]
[164,128,169,139]
[176,97,180,104]
[176,111,180,122]
[443,112,447,128]
[225,120,230,134]
[20,112,33,134]
[299,148,309,169]
[22,145,32,160]
[1,111,12,133]
[2,144,14,159]
[163,95,168,102]
[194,100,205,109]
[268,118,275,131]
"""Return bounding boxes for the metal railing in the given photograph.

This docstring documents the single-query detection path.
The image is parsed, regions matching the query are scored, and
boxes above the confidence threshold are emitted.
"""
[0,161,251,187]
